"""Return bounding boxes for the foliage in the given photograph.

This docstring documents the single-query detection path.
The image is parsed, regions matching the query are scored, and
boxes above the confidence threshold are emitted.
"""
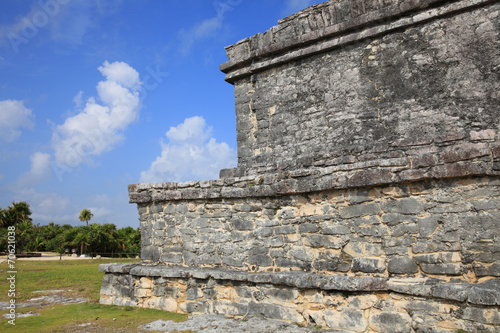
[0,201,32,228]
[79,208,94,227]
[0,203,140,256]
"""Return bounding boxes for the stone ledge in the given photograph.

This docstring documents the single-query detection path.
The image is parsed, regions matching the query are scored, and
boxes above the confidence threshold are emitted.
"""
[99,264,500,306]
[129,148,500,203]
[220,0,496,83]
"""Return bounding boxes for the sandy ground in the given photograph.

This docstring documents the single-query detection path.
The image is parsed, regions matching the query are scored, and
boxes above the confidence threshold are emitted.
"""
[0,252,106,262]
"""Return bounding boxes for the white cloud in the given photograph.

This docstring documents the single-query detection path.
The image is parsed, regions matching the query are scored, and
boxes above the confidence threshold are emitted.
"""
[11,188,137,227]
[0,1,75,52]
[140,116,237,183]
[29,152,52,178]
[179,17,222,53]
[98,60,141,90]
[14,188,73,225]
[178,1,241,54]
[0,99,34,141]
[48,1,93,46]
[73,90,84,109]
[52,60,141,169]
[18,152,52,186]
[0,1,123,53]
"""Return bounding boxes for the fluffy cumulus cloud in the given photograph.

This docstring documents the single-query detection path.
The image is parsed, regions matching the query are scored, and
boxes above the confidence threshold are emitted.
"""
[0,99,34,141]
[140,116,236,183]
[52,60,141,169]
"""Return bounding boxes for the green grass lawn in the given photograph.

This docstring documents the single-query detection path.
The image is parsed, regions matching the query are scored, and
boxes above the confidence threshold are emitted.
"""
[0,258,139,302]
[0,258,190,332]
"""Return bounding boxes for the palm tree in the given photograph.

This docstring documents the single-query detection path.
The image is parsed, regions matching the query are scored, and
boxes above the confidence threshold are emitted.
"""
[79,209,93,227]
[73,231,90,256]
[0,201,32,228]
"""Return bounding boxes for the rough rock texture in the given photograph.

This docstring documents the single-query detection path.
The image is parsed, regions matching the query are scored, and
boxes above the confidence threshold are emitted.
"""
[131,177,500,279]
[100,264,500,332]
[101,0,500,331]
[222,0,500,176]
[139,315,333,332]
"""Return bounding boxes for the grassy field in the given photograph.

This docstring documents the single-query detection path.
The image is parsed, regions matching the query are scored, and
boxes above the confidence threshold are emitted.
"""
[0,258,190,332]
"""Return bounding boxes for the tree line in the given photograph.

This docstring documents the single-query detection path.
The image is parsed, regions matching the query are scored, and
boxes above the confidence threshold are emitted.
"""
[0,201,140,257]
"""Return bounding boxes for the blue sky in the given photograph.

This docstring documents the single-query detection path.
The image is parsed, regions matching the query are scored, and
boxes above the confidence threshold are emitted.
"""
[0,0,325,228]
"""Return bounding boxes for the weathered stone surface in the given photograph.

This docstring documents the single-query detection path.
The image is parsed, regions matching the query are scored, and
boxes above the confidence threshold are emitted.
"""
[369,311,412,333]
[352,257,386,273]
[468,280,500,306]
[323,309,367,332]
[100,264,500,331]
[387,256,418,274]
[432,284,469,302]
[107,0,500,332]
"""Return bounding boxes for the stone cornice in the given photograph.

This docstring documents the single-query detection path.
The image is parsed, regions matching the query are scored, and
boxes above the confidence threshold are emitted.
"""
[128,145,500,204]
[99,263,500,306]
[220,0,498,83]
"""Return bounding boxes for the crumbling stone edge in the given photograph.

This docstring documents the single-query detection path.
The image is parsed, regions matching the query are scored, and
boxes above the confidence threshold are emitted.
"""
[220,0,498,83]
[99,263,500,307]
[129,149,500,203]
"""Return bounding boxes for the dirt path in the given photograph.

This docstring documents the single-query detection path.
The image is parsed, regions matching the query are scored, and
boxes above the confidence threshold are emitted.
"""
[0,253,108,263]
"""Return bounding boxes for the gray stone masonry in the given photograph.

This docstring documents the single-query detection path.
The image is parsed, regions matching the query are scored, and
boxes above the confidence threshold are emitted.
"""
[222,0,500,176]
[131,177,500,280]
[101,0,500,331]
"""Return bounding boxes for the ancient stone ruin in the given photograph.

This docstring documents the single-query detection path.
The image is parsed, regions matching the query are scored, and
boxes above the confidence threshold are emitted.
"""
[100,0,500,331]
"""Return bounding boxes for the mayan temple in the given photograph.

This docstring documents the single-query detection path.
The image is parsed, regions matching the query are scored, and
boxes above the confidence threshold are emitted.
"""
[100,0,500,331]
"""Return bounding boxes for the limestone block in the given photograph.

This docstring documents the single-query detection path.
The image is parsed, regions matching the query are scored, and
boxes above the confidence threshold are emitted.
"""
[99,295,114,305]
[134,288,153,298]
[112,298,138,307]
[462,307,500,325]
[247,302,304,323]
[186,287,203,300]
[381,198,424,215]
[387,256,418,274]
[323,309,368,331]
[420,263,463,275]
[340,202,381,219]
[417,216,439,237]
[180,302,209,314]
[352,257,386,273]
[432,284,469,302]
[474,263,500,277]
[468,280,500,306]
[369,311,412,333]
[213,300,248,316]
[138,277,154,289]
[348,295,379,310]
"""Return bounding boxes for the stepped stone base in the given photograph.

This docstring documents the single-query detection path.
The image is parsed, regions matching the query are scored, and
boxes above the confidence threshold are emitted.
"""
[100,264,500,332]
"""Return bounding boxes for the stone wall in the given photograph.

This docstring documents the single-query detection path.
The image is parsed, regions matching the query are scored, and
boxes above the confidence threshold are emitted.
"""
[132,177,500,279]
[100,0,500,331]
[100,264,500,332]
[221,0,500,176]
